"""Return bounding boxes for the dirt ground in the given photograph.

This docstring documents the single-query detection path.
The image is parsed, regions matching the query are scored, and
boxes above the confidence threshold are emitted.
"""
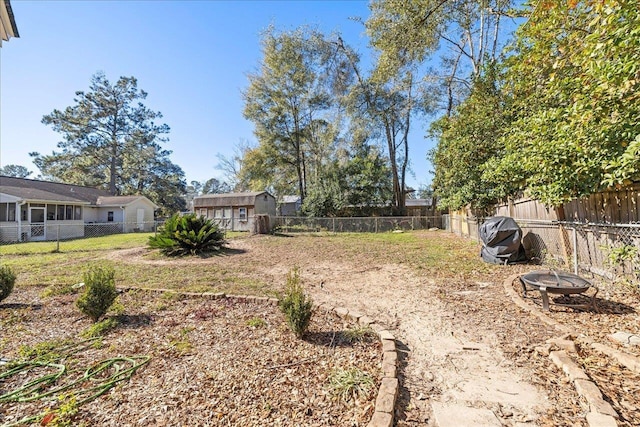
[2,230,639,426]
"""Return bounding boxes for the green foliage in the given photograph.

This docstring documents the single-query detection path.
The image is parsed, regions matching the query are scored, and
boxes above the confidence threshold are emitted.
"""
[429,63,512,211]
[242,26,352,200]
[35,71,186,213]
[339,326,376,345]
[604,244,639,267]
[246,317,267,328]
[0,265,16,303]
[485,0,640,205]
[76,266,118,323]
[41,282,78,298]
[148,213,225,256]
[41,393,80,427]
[327,367,374,402]
[278,267,313,338]
[18,339,73,363]
[0,164,32,178]
[80,317,119,338]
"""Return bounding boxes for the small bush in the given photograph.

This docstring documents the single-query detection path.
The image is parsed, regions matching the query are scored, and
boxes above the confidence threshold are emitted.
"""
[328,367,374,402]
[148,213,225,256]
[80,317,119,338]
[339,326,376,345]
[76,266,118,323]
[278,267,313,338]
[0,265,16,303]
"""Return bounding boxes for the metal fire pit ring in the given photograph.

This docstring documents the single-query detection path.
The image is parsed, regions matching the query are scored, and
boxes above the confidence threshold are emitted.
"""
[519,270,598,312]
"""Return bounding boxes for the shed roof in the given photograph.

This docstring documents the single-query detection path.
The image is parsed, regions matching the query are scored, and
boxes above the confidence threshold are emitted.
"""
[406,198,433,207]
[193,191,272,208]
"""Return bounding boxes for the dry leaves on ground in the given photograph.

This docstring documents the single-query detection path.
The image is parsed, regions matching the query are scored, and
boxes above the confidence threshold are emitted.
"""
[0,287,381,426]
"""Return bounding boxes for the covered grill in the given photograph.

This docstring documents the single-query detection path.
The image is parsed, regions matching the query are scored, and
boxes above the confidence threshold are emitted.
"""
[479,216,528,265]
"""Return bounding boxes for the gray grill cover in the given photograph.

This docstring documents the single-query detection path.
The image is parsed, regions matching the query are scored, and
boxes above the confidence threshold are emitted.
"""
[479,216,528,265]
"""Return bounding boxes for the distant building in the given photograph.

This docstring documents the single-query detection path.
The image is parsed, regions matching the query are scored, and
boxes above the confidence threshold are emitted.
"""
[1,0,20,47]
[277,195,301,216]
[193,191,276,232]
[0,176,158,242]
[405,198,435,217]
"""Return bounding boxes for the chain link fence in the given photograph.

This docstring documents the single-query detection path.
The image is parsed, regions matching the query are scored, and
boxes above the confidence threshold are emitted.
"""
[0,222,160,252]
[444,214,640,284]
[273,216,443,233]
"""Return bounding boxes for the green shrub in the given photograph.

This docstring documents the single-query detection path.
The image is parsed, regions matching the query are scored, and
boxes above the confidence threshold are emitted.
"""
[328,367,374,402]
[0,265,16,303]
[80,317,119,338]
[76,266,118,323]
[278,267,313,338]
[148,213,226,256]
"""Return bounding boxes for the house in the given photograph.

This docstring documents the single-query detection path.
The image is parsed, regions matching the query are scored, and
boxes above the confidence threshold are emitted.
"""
[1,0,19,47]
[193,191,276,232]
[0,176,158,242]
[277,195,301,216]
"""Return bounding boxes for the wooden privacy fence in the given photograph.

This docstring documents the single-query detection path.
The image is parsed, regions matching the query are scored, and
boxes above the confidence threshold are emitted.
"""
[444,214,640,282]
[494,184,640,223]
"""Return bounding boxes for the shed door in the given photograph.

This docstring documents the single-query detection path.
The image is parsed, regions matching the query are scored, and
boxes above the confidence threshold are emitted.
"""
[137,209,145,229]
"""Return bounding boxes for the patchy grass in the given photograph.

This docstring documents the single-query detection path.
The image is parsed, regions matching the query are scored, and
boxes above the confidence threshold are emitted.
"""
[0,233,153,255]
[2,230,498,295]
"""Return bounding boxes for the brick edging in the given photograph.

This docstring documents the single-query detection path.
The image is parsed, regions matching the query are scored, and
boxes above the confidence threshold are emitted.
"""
[118,287,399,427]
[314,303,398,427]
[502,275,636,427]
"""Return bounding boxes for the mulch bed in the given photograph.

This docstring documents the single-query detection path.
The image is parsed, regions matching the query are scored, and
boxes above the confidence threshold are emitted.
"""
[0,287,381,426]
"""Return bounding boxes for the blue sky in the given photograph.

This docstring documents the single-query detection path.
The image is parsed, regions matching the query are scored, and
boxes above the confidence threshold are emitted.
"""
[1,0,433,189]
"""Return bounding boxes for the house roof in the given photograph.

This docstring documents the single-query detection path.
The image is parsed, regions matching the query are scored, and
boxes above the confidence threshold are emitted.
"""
[0,185,90,204]
[193,191,272,208]
[0,0,19,46]
[96,195,158,208]
[0,176,156,207]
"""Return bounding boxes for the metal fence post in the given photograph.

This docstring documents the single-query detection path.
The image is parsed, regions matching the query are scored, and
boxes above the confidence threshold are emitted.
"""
[56,225,60,252]
[375,217,378,233]
[332,217,335,233]
[572,225,578,274]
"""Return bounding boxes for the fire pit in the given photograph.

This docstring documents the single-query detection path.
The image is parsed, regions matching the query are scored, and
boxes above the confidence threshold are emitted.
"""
[519,270,598,312]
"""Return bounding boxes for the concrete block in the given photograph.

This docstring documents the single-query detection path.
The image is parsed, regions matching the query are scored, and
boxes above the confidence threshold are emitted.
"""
[586,412,618,427]
[574,380,618,418]
[379,330,395,341]
[550,351,589,381]
[367,411,393,427]
[381,339,396,353]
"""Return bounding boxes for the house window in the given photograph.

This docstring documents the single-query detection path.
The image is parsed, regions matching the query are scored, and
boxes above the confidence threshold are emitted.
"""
[107,211,114,222]
[7,204,16,222]
[47,205,56,221]
[57,205,65,220]
[239,207,247,221]
[0,203,8,221]
[66,205,73,220]
[75,206,82,220]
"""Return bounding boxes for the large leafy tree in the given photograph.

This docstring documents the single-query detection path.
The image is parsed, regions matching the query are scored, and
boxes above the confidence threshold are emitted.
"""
[243,27,352,203]
[367,0,514,115]
[429,63,512,211]
[337,38,424,215]
[33,72,186,212]
[485,0,640,206]
[0,164,32,178]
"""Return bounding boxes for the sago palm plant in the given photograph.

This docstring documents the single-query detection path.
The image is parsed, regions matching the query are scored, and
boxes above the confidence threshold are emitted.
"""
[148,213,225,256]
